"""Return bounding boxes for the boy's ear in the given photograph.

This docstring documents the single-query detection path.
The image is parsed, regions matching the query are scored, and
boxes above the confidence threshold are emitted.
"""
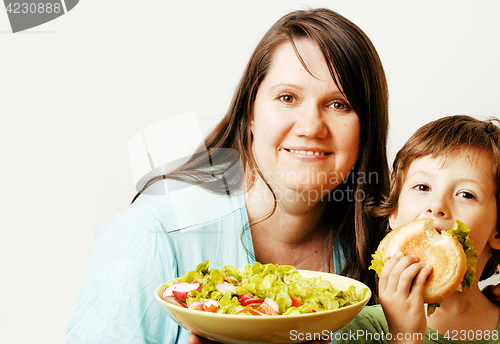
[388,208,398,230]
[488,228,500,250]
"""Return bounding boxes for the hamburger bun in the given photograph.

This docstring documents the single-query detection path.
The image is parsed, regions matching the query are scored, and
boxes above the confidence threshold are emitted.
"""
[378,218,467,304]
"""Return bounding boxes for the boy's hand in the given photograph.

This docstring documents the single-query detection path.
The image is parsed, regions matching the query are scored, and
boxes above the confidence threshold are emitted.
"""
[482,284,500,305]
[379,252,433,343]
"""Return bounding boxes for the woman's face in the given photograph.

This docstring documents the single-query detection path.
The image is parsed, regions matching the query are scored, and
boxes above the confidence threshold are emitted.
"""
[250,38,360,199]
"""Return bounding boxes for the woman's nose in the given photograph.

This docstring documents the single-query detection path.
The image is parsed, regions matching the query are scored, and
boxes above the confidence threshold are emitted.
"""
[293,104,328,139]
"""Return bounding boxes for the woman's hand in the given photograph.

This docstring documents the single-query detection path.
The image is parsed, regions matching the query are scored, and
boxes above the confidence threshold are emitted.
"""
[482,284,500,305]
[378,252,432,344]
[188,333,219,344]
[188,333,329,344]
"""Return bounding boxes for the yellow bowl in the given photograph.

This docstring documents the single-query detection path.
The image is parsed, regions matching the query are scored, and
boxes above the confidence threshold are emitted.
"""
[154,270,371,344]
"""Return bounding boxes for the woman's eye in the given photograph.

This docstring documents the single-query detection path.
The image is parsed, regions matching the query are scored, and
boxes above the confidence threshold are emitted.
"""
[278,94,295,104]
[330,101,351,111]
[457,191,476,200]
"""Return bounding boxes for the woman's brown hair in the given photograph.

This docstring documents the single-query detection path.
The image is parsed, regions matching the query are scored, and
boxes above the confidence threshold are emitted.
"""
[133,8,390,300]
[379,115,500,280]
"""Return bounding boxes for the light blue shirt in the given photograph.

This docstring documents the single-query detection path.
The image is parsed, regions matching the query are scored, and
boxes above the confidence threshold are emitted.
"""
[66,179,346,344]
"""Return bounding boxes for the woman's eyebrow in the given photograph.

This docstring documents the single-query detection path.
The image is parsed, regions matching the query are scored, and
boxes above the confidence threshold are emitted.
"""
[269,83,345,98]
[270,83,303,90]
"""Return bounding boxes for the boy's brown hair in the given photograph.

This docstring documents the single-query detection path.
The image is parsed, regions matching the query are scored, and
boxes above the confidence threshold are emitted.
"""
[379,115,500,281]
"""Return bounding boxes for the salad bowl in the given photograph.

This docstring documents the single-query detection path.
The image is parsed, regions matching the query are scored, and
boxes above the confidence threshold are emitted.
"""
[154,269,371,344]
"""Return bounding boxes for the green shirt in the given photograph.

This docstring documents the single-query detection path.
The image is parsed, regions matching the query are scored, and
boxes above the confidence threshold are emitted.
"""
[338,305,500,344]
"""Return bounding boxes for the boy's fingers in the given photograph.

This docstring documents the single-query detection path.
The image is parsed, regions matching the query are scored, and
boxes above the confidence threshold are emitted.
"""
[394,261,426,295]
[381,254,419,295]
[482,284,500,305]
[410,264,433,297]
[379,252,403,292]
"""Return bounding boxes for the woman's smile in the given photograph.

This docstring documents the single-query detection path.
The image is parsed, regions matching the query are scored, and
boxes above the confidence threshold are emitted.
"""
[280,146,333,158]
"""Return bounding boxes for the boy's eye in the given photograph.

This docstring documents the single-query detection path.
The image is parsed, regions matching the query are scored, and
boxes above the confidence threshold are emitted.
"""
[457,191,476,200]
[413,184,430,192]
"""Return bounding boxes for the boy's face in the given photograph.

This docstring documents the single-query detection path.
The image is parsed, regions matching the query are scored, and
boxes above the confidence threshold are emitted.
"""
[389,150,500,271]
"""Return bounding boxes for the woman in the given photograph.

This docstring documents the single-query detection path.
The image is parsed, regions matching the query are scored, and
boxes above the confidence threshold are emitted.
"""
[66,8,389,344]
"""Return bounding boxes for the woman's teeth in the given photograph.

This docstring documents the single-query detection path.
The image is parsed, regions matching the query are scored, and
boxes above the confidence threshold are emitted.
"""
[288,149,327,156]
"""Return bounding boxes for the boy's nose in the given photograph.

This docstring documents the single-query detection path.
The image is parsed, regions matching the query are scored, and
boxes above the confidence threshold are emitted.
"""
[426,208,447,217]
[425,196,450,219]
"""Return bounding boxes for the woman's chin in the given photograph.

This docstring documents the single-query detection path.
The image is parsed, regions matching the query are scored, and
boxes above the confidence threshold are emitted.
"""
[274,183,337,201]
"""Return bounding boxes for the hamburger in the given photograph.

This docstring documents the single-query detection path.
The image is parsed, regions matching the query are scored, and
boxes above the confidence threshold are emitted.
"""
[369,218,478,315]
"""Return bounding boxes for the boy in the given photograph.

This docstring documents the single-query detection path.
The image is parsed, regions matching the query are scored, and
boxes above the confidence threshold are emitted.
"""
[339,115,500,343]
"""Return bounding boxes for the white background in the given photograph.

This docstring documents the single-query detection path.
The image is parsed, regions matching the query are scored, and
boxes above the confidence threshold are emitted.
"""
[1,1,500,343]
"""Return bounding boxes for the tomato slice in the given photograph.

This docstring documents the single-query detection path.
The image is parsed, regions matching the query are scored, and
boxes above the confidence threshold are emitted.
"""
[204,304,218,313]
[236,308,263,316]
[256,301,279,315]
[289,294,302,307]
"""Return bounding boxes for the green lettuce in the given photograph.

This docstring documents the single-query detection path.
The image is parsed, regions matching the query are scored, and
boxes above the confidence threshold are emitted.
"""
[163,260,367,315]
[444,220,478,291]
[427,302,442,316]
[368,250,386,275]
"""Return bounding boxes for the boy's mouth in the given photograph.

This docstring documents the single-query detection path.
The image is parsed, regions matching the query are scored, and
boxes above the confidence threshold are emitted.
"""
[434,227,443,233]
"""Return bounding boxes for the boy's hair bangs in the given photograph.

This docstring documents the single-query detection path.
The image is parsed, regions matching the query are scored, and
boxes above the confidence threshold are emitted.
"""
[400,115,500,167]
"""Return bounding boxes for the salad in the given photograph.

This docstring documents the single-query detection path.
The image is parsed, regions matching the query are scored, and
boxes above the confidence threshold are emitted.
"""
[160,261,368,316]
